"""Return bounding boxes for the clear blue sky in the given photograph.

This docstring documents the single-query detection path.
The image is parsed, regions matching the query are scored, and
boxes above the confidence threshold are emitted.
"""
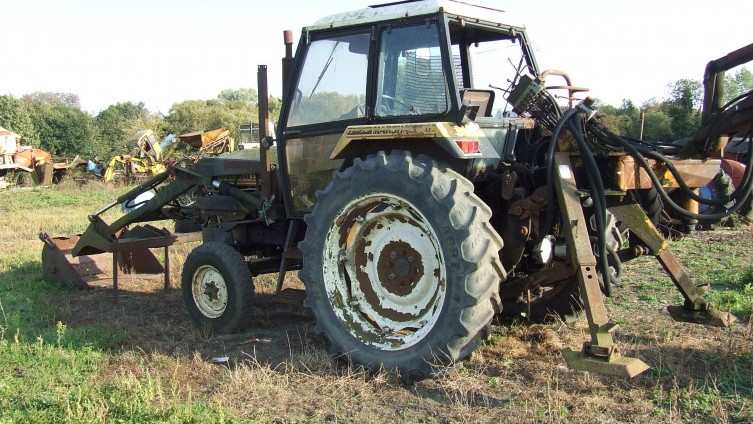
[2,0,751,114]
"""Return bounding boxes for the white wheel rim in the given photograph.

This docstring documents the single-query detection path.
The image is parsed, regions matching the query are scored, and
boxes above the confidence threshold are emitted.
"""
[192,265,228,318]
[322,193,447,351]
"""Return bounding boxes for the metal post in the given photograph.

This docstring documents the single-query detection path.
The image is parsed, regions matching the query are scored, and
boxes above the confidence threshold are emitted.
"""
[639,112,645,141]
[282,30,294,96]
[164,246,170,290]
[112,250,119,302]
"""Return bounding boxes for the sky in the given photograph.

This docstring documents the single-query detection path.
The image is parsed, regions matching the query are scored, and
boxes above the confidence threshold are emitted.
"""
[2,0,752,115]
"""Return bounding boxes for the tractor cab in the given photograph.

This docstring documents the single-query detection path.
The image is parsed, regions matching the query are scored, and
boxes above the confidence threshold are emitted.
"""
[278,0,540,216]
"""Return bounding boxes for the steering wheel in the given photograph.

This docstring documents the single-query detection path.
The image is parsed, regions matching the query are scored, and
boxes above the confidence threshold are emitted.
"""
[381,94,420,115]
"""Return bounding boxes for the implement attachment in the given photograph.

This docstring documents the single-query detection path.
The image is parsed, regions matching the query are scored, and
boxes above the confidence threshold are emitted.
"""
[556,151,737,378]
[40,157,266,297]
[554,153,650,377]
[40,231,164,290]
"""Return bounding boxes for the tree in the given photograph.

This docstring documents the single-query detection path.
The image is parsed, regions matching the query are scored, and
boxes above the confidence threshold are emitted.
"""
[268,96,282,123]
[595,99,639,137]
[96,102,163,157]
[218,88,258,105]
[662,79,702,139]
[641,109,674,142]
[21,92,81,110]
[26,101,100,157]
[723,67,753,103]
[165,98,258,140]
[0,95,38,145]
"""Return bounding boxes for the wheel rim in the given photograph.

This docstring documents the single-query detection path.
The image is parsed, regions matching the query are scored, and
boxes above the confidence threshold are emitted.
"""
[323,193,447,351]
[192,265,228,318]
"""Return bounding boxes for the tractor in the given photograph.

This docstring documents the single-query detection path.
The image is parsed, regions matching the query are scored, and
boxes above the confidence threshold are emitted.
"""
[44,0,753,380]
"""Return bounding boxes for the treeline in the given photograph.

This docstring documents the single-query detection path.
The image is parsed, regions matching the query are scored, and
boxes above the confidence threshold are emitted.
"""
[0,88,281,160]
[1,68,751,160]
[598,68,752,141]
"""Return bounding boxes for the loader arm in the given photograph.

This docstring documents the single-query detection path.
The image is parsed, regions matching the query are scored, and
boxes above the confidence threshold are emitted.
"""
[72,161,264,257]
[72,169,201,257]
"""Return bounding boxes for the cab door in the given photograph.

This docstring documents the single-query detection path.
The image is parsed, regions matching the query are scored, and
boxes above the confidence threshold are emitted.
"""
[277,30,373,217]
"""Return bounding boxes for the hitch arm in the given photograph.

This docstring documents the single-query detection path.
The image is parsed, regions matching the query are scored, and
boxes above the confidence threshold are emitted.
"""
[554,153,650,377]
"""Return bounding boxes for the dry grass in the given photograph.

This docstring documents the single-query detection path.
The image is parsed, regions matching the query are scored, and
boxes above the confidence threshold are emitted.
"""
[1,184,752,423]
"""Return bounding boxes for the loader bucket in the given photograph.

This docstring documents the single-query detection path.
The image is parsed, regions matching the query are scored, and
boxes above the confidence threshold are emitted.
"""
[39,231,164,289]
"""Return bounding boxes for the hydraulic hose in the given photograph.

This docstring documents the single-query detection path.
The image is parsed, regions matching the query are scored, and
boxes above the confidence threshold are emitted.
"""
[541,107,581,240]
[634,130,753,206]
[590,114,753,208]
[569,118,615,296]
[639,145,753,206]
[590,123,753,221]
[538,108,619,296]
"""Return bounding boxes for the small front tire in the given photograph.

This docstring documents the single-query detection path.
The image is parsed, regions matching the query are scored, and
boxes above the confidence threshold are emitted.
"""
[181,242,254,333]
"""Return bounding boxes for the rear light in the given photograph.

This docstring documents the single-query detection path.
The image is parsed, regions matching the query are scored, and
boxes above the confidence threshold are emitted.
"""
[455,140,480,155]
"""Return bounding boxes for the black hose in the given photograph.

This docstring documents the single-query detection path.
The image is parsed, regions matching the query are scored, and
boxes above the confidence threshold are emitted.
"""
[593,122,753,205]
[638,144,753,206]
[590,123,753,221]
[593,122,753,219]
[720,89,753,113]
[607,246,623,285]
[541,107,581,240]
[569,118,614,297]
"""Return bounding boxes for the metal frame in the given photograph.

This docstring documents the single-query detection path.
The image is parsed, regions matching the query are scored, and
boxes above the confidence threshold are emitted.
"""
[553,153,649,377]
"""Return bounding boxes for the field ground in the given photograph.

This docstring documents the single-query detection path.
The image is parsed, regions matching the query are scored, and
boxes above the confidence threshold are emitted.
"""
[0,182,751,423]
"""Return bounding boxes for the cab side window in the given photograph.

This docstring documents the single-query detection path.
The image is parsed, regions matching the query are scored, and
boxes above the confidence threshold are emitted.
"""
[375,22,449,117]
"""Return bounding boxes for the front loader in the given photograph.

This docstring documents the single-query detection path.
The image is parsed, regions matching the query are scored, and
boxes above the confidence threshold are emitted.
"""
[43,0,753,380]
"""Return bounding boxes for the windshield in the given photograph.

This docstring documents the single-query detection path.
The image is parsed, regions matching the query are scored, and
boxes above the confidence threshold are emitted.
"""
[287,33,370,127]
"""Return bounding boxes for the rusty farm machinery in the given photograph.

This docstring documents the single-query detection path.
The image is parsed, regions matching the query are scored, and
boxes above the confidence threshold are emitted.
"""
[41,1,752,380]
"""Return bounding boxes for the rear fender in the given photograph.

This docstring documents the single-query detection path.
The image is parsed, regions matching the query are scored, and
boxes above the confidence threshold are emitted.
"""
[329,122,499,162]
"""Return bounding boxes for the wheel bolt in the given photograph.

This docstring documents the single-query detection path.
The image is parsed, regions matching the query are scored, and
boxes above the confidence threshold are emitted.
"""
[390,251,397,259]
[388,273,396,280]
[408,256,414,263]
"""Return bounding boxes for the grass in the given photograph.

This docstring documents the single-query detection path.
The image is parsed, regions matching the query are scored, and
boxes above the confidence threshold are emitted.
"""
[0,182,752,423]
[672,233,753,319]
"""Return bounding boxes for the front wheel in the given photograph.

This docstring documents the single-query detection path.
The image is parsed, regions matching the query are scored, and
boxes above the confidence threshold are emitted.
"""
[181,242,254,333]
[299,151,505,380]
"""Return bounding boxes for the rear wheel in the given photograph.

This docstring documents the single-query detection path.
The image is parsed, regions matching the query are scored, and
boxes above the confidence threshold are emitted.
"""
[181,242,254,333]
[299,151,505,380]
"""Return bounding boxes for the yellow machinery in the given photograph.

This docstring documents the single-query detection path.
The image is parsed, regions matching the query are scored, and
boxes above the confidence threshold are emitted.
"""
[104,130,167,183]
[103,129,235,183]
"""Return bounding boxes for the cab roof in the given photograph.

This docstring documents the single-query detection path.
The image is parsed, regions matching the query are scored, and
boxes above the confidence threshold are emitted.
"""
[306,0,526,32]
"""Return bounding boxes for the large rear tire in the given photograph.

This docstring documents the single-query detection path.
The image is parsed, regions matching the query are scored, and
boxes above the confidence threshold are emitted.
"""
[299,151,505,380]
[181,242,254,333]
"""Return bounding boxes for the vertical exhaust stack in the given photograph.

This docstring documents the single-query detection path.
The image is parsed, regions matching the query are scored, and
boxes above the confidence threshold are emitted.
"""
[257,64,272,197]
[256,30,293,198]
[282,30,294,96]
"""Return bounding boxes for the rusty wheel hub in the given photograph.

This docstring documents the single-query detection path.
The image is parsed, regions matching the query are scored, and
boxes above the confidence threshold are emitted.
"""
[377,241,424,296]
[323,193,447,351]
